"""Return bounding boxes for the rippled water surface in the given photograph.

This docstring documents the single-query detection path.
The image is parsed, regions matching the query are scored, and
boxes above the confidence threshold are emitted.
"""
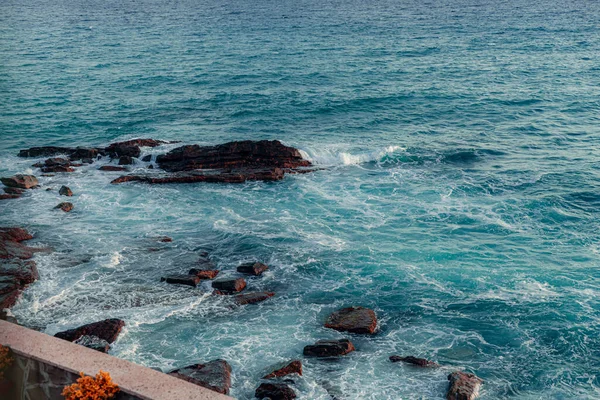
[2,0,600,398]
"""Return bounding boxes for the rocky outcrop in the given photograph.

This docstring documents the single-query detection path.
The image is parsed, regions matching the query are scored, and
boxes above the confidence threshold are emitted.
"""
[18,146,100,159]
[0,258,38,309]
[99,166,128,172]
[55,202,73,212]
[39,157,75,173]
[0,227,37,260]
[73,335,111,353]
[212,278,247,294]
[237,262,269,276]
[389,356,440,367]
[233,291,274,305]
[59,186,73,196]
[111,168,286,184]
[54,318,125,344]
[324,307,378,335]
[168,359,232,395]
[1,175,38,189]
[156,140,310,172]
[447,371,483,400]
[303,339,355,357]
[160,275,201,287]
[3,187,24,195]
[263,360,302,379]
[255,383,296,400]
[118,156,134,165]
[0,194,21,200]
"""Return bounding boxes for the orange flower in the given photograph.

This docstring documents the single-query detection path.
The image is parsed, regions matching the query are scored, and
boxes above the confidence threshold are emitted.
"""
[0,345,14,380]
[62,370,119,400]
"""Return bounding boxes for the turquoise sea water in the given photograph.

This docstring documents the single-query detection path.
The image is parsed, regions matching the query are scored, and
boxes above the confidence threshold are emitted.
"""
[2,0,600,398]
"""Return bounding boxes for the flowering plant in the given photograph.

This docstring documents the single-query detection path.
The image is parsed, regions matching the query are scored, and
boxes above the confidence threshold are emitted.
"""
[62,370,119,400]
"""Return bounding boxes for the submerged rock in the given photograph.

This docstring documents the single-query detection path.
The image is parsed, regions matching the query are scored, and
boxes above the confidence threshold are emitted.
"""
[54,318,125,343]
[1,175,38,189]
[212,278,247,294]
[233,291,275,305]
[59,186,73,196]
[389,355,440,367]
[73,335,111,353]
[160,274,201,287]
[55,202,73,212]
[263,360,302,379]
[324,306,378,335]
[255,383,297,400]
[3,187,24,195]
[188,268,219,280]
[447,371,483,400]
[99,166,128,172]
[168,359,232,395]
[237,261,269,276]
[303,339,355,357]
[41,165,75,173]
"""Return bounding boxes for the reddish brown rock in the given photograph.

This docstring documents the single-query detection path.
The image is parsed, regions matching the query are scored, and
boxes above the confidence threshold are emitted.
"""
[59,186,73,196]
[0,259,39,285]
[0,194,20,200]
[111,168,286,185]
[41,165,75,173]
[237,262,269,276]
[233,291,275,305]
[106,138,166,149]
[168,359,232,395]
[0,240,34,260]
[106,144,141,158]
[189,268,219,280]
[0,279,22,309]
[212,278,246,294]
[324,307,378,335]
[263,360,302,379]
[0,228,33,242]
[18,146,100,158]
[54,318,125,343]
[99,166,128,172]
[303,339,355,357]
[447,371,483,400]
[1,175,38,189]
[389,356,440,367]
[3,187,25,195]
[255,383,296,400]
[55,202,73,212]
[155,236,172,243]
[160,275,200,287]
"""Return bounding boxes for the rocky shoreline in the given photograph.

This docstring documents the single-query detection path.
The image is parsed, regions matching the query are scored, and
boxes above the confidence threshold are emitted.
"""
[1,138,483,400]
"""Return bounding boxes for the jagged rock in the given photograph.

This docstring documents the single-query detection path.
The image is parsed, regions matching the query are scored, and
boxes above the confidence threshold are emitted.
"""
[237,262,269,276]
[55,202,73,212]
[59,186,73,196]
[156,140,311,172]
[324,307,378,335]
[70,148,99,160]
[0,228,32,243]
[119,156,134,165]
[447,371,483,400]
[0,259,39,285]
[303,339,355,357]
[160,275,200,287]
[1,175,38,189]
[18,146,100,159]
[168,359,232,395]
[3,187,24,195]
[54,318,125,343]
[212,278,246,294]
[263,360,302,379]
[389,356,440,367]
[0,228,37,260]
[233,291,274,305]
[188,268,219,280]
[41,165,75,173]
[111,168,286,184]
[106,144,140,158]
[73,335,111,353]
[255,383,296,400]
[107,138,166,149]
[45,157,70,166]
[141,155,152,162]
[99,166,128,171]
[0,194,20,200]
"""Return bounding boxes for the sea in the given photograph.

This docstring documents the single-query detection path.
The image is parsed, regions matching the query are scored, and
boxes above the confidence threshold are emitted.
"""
[1,0,600,398]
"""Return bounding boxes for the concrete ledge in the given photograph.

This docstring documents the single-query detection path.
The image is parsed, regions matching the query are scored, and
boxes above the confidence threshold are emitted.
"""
[0,320,232,400]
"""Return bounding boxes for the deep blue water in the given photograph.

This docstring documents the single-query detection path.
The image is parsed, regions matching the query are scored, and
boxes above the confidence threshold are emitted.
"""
[2,0,600,398]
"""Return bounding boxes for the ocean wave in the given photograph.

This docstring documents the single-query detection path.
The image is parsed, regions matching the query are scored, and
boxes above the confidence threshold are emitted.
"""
[299,145,405,166]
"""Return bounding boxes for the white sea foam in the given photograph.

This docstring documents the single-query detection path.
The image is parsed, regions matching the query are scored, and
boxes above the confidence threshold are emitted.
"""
[299,145,405,166]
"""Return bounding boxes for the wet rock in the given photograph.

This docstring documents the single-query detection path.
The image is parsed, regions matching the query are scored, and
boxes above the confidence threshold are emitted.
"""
[106,144,141,158]
[55,202,73,212]
[160,274,200,287]
[237,261,269,276]
[148,164,154,169]
[45,157,71,166]
[188,268,219,280]
[0,228,32,243]
[118,156,134,165]
[0,194,20,200]
[156,140,311,172]
[106,138,166,149]
[255,383,296,400]
[303,339,355,357]
[99,166,128,172]
[3,187,24,195]
[154,236,172,243]
[110,168,286,184]
[263,360,302,379]
[70,148,99,160]
[81,158,94,164]
[212,278,247,294]
[447,371,483,400]
[1,175,38,189]
[389,356,440,367]
[73,335,111,353]
[324,307,378,335]
[18,146,75,157]
[59,186,73,196]
[168,359,231,395]
[54,318,125,343]
[0,280,21,309]
[41,165,75,173]
[141,154,152,162]
[0,259,39,285]
[233,291,274,305]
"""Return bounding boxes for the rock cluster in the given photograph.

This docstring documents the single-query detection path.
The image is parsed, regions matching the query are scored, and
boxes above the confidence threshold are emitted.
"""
[168,359,232,395]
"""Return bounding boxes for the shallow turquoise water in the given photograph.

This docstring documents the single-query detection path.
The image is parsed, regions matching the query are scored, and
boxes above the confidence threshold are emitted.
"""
[2,0,600,398]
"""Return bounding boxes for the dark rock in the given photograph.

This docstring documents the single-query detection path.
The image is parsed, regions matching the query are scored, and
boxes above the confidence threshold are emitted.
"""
[188,268,219,280]
[156,140,311,172]
[110,168,286,184]
[0,284,21,309]
[0,194,20,200]
[263,360,302,379]
[255,383,296,400]
[233,291,274,306]
[155,236,172,243]
[73,335,111,353]
[106,138,166,150]
[141,154,152,162]
[55,202,73,212]
[54,318,125,343]
[389,356,440,367]
[0,259,39,285]
[45,157,71,166]
[447,371,483,400]
[59,186,73,196]
[70,148,99,160]
[160,275,200,287]
[41,165,75,173]
[3,187,24,195]
[81,158,94,164]
[212,278,246,294]
[324,307,378,335]
[237,262,269,276]
[118,156,134,165]
[0,228,32,243]
[168,359,232,395]
[148,164,154,169]
[303,339,355,357]
[18,146,74,157]
[1,175,38,189]
[106,144,141,158]
[46,188,53,191]
[99,166,128,172]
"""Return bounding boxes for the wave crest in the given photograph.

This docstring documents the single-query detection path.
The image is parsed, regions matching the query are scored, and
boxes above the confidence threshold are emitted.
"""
[299,145,405,166]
